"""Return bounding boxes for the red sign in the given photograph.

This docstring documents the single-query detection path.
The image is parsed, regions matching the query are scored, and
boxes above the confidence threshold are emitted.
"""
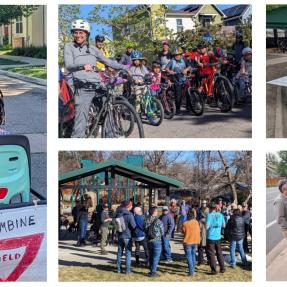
[0,233,44,282]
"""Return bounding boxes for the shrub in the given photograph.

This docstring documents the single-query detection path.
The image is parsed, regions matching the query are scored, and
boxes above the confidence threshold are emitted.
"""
[7,46,47,59]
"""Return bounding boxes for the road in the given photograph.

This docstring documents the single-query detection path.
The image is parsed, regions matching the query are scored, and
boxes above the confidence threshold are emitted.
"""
[266,53,287,137]
[0,75,47,198]
[266,187,284,254]
[143,102,251,138]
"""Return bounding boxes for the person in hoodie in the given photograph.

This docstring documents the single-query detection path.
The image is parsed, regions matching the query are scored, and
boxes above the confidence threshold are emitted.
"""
[159,206,175,263]
[63,19,130,138]
[115,200,136,274]
[145,206,164,278]
[225,208,247,268]
[132,207,149,266]
[120,46,134,66]
[274,179,287,239]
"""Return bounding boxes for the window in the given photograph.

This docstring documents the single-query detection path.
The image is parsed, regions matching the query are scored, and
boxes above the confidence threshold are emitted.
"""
[201,16,212,27]
[176,18,183,33]
[15,16,23,34]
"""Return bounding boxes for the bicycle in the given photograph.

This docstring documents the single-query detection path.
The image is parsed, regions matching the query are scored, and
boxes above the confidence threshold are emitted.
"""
[84,69,145,138]
[156,82,176,119]
[199,62,234,113]
[126,75,164,126]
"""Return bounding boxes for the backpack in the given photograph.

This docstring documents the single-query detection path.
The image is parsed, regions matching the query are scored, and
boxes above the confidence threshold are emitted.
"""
[147,219,158,240]
[115,215,127,233]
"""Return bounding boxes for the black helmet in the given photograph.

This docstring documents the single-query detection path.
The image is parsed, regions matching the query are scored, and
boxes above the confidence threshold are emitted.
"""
[152,61,161,68]
[95,35,105,42]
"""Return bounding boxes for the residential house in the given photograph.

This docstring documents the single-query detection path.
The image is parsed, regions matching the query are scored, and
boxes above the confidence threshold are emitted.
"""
[0,5,47,48]
[165,5,225,34]
[222,5,252,26]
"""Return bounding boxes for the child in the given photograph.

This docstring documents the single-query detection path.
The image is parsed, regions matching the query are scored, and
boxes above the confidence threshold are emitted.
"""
[149,61,162,97]
[129,51,149,113]
[166,47,191,114]
[197,43,217,97]
[236,47,252,102]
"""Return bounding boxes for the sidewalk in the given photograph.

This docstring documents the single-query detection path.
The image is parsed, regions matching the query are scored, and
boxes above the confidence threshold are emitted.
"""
[267,238,287,281]
[0,55,46,69]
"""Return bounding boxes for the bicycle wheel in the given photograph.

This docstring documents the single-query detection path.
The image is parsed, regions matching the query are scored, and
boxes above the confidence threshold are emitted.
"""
[187,87,204,116]
[146,98,164,126]
[102,100,144,138]
[163,90,176,119]
[214,76,234,113]
[59,101,74,138]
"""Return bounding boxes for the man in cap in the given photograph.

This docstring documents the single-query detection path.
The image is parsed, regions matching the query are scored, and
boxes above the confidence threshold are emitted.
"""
[100,203,112,255]
[159,206,175,263]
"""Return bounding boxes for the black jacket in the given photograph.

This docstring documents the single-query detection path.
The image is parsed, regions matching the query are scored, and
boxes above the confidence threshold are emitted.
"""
[226,214,245,241]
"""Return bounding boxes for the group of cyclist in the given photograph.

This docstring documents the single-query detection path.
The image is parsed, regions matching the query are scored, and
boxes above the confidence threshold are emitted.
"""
[61,19,252,138]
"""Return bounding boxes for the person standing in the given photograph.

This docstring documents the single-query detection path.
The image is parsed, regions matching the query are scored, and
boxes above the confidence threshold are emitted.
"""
[76,197,89,247]
[100,203,112,255]
[95,34,110,70]
[158,40,172,70]
[145,206,164,277]
[169,199,179,238]
[133,207,149,266]
[120,46,134,66]
[242,203,251,252]
[159,206,175,263]
[177,200,190,231]
[205,202,226,275]
[182,209,201,276]
[225,208,247,268]
[274,179,287,238]
[115,200,136,274]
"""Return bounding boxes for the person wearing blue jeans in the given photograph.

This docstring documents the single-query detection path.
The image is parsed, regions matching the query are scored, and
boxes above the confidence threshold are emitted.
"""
[117,238,133,273]
[226,208,247,268]
[145,206,164,277]
[115,200,136,274]
[184,244,197,275]
[159,206,175,262]
[76,198,89,247]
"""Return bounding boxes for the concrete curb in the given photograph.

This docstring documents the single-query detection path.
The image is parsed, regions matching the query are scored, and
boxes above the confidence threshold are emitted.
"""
[267,238,287,267]
[0,69,46,86]
[274,86,284,138]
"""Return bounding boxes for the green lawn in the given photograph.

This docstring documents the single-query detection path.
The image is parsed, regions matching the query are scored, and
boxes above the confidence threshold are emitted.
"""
[4,65,47,79]
[0,57,27,65]
[59,260,252,282]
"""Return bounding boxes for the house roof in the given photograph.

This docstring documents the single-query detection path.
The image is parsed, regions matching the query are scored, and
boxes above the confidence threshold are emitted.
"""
[59,159,184,188]
[166,5,225,17]
[222,5,250,20]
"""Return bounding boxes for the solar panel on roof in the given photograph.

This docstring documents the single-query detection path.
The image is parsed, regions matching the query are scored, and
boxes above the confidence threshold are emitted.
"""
[223,4,248,18]
[181,5,201,12]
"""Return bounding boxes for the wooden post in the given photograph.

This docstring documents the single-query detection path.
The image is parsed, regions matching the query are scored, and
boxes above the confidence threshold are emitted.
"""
[165,186,170,206]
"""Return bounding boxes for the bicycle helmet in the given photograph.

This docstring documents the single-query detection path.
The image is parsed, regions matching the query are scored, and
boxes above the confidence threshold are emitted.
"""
[95,35,105,42]
[131,50,143,60]
[172,47,183,55]
[197,42,207,49]
[71,19,90,34]
[242,47,252,56]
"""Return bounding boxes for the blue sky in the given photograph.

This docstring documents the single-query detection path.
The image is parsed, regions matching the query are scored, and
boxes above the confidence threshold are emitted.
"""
[79,4,244,40]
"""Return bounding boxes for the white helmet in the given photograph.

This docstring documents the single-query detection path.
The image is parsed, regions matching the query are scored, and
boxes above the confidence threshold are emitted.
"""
[71,19,90,34]
[242,47,252,56]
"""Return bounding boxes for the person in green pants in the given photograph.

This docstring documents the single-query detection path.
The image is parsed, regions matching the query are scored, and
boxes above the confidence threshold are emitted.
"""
[100,203,112,255]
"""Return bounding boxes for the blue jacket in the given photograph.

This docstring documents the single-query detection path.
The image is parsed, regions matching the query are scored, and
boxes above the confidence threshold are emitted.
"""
[116,208,136,239]
[159,213,175,237]
[133,214,145,239]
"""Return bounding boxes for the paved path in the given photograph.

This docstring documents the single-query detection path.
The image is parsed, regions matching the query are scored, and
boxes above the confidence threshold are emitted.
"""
[143,103,251,138]
[266,187,283,254]
[0,55,46,69]
[0,74,46,198]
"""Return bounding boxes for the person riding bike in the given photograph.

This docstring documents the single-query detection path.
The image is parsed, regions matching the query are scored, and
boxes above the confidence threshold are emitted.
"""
[63,19,129,138]
[95,35,110,71]
[165,47,191,115]
[129,51,150,113]
[236,47,252,102]
[197,42,217,97]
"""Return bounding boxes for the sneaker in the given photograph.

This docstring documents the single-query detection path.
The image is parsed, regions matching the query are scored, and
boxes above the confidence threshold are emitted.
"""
[165,259,173,264]
[220,269,225,273]
[211,270,218,275]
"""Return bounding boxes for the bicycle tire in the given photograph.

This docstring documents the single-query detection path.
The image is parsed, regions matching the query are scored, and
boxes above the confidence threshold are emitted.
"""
[187,87,205,116]
[59,100,74,138]
[214,76,234,113]
[102,100,144,138]
[145,97,163,126]
[86,103,100,138]
[164,97,176,119]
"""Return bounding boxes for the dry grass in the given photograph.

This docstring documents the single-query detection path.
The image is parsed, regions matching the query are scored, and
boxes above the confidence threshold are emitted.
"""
[59,259,251,282]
